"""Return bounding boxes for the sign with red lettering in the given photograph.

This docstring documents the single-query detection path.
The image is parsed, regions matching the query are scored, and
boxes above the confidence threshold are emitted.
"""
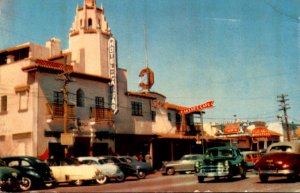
[179,100,214,114]
[252,127,271,138]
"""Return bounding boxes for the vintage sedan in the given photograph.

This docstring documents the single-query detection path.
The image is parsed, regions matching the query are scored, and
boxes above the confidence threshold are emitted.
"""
[118,156,154,179]
[98,156,142,181]
[162,154,204,175]
[195,146,247,182]
[0,158,24,192]
[78,156,125,184]
[49,157,104,186]
[254,141,300,182]
[241,151,261,170]
[2,156,56,191]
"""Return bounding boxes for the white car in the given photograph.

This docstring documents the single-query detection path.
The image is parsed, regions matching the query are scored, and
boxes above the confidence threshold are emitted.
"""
[78,156,125,183]
[49,158,105,186]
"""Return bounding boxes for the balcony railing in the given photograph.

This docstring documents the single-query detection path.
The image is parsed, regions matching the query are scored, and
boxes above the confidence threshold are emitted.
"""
[47,103,76,119]
[90,107,113,123]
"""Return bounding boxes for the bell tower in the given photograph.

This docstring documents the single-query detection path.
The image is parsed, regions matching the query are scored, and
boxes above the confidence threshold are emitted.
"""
[85,0,96,7]
[68,0,113,78]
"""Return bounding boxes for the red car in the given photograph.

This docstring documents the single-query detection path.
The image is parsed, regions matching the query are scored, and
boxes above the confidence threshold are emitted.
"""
[254,141,300,182]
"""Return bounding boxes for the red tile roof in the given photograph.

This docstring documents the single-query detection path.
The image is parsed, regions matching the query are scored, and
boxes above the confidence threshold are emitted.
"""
[164,103,186,111]
[22,59,111,83]
[22,59,73,72]
[126,91,157,99]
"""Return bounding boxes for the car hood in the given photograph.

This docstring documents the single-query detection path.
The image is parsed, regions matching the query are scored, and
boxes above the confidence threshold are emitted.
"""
[202,157,235,165]
[163,160,181,165]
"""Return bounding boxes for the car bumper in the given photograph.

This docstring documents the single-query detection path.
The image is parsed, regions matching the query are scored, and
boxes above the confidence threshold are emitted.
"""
[0,180,22,190]
[258,169,295,176]
[197,171,230,177]
[106,172,125,179]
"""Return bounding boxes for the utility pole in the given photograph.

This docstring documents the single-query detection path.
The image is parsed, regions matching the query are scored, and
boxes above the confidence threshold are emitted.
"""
[57,59,73,157]
[277,94,291,142]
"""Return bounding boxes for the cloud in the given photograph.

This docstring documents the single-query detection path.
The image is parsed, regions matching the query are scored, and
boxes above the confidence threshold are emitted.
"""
[212,17,241,22]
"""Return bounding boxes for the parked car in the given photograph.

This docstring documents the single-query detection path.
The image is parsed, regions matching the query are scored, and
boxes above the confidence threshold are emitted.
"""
[0,158,24,192]
[118,155,154,179]
[78,156,125,184]
[195,146,247,182]
[2,156,56,191]
[241,151,261,170]
[98,156,142,181]
[48,157,105,186]
[162,154,204,175]
[254,141,300,183]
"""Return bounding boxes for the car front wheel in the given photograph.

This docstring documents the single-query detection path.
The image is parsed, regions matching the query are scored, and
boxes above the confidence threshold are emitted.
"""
[259,174,269,183]
[241,167,246,179]
[198,176,205,183]
[96,175,108,184]
[20,177,32,191]
[116,175,125,182]
[166,168,175,175]
[137,170,146,179]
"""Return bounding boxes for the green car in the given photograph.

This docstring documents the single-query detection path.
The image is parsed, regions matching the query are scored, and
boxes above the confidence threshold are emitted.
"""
[0,159,24,192]
[195,146,247,182]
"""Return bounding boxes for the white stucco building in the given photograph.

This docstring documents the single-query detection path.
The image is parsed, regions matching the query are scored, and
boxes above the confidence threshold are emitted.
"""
[0,0,191,165]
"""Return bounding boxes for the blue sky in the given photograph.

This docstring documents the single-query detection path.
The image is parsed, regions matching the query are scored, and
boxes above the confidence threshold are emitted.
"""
[0,0,299,123]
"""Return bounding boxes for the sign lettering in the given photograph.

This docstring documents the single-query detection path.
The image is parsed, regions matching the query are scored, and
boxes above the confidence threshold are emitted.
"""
[108,37,118,114]
[179,100,214,114]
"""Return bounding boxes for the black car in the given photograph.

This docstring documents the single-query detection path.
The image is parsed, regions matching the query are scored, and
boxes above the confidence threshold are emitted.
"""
[98,156,142,181]
[0,158,24,192]
[118,156,154,178]
[2,156,56,191]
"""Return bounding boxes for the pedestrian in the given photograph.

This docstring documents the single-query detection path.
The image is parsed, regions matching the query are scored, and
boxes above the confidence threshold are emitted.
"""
[138,152,144,161]
[145,152,152,165]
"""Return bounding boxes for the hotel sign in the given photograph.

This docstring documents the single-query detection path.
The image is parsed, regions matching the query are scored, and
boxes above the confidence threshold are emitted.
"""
[179,100,214,115]
[108,37,118,114]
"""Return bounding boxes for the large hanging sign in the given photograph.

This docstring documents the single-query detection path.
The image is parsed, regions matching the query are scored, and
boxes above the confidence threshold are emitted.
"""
[108,37,118,114]
[252,127,271,138]
[179,100,214,115]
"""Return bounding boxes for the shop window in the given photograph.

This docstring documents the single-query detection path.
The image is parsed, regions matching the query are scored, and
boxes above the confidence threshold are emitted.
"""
[131,101,142,116]
[0,95,7,113]
[76,89,85,107]
[95,96,104,108]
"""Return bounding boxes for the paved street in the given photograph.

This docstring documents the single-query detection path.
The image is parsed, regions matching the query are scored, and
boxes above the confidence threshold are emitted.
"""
[38,171,300,192]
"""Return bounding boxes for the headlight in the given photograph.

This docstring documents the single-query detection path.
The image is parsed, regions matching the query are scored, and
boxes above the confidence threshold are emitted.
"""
[11,172,18,177]
[224,160,229,167]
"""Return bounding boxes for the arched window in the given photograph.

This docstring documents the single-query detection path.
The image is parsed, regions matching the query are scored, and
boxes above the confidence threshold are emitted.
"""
[88,18,92,29]
[76,89,85,107]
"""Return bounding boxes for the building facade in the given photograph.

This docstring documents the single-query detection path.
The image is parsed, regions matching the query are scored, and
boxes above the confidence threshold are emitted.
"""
[0,0,196,164]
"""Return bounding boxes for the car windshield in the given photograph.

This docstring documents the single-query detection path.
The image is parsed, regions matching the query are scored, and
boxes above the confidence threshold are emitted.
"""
[270,145,293,152]
[206,149,234,158]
